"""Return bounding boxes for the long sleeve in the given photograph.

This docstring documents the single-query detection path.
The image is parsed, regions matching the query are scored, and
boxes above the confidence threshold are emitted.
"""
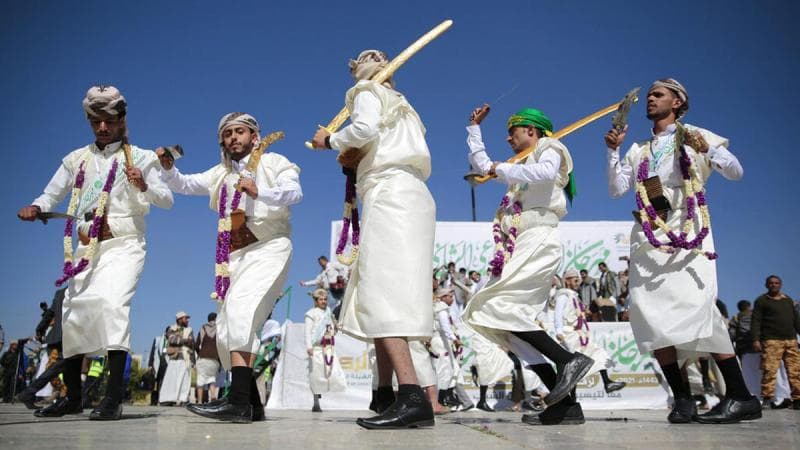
[301,272,324,288]
[751,298,762,341]
[329,90,382,150]
[31,164,73,212]
[494,149,560,185]
[553,293,569,335]
[706,145,743,181]
[436,310,457,341]
[607,147,635,198]
[304,315,315,349]
[138,162,173,209]
[255,166,303,207]
[160,166,211,196]
[466,124,493,174]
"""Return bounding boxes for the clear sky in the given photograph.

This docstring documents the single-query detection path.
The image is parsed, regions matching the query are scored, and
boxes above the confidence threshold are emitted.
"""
[1,0,797,356]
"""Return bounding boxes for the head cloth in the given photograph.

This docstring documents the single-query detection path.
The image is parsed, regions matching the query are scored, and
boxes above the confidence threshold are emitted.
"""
[349,49,394,89]
[507,108,553,136]
[83,85,127,119]
[649,78,689,119]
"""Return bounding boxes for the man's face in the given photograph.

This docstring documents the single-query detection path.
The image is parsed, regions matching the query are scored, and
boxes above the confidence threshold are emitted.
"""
[646,86,682,121]
[222,125,256,158]
[580,270,588,281]
[178,316,189,327]
[598,264,607,273]
[766,277,782,295]
[440,293,454,306]
[564,276,580,290]
[506,126,538,154]
[470,272,481,282]
[318,258,328,269]
[90,115,126,146]
[315,295,328,309]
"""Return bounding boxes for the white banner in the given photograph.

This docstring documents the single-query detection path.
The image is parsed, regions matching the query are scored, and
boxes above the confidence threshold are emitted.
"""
[267,322,669,410]
[330,220,633,278]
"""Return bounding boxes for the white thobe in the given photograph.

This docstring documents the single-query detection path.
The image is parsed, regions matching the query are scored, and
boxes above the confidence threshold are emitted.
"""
[161,151,301,369]
[32,142,173,357]
[607,123,743,354]
[462,125,573,346]
[160,325,193,403]
[304,307,346,394]
[331,80,436,341]
[430,301,458,389]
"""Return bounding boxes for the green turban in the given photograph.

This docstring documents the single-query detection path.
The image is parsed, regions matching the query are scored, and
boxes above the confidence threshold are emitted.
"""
[507,108,553,136]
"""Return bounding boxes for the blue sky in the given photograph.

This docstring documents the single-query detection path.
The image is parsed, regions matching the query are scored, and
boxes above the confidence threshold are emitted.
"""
[1,0,798,356]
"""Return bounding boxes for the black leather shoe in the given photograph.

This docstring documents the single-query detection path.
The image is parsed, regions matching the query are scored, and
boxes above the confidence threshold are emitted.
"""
[604,381,627,394]
[793,399,800,410]
[16,391,38,410]
[770,399,791,409]
[667,396,697,423]
[251,405,265,422]
[522,401,584,425]
[374,386,395,414]
[476,401,494,412]
[694,397,761,424]
[34,397,83,417]
[187,399,252,423]
[356,391,434,429]
[543,353,594,406]
[312,404,322,412]
[89,397,123,421]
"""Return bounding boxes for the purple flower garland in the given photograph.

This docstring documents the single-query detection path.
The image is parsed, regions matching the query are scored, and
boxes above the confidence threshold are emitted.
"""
[335,170,360,262]
[212,184,243,301]
[488,194,523,278]
[572,298,590,346]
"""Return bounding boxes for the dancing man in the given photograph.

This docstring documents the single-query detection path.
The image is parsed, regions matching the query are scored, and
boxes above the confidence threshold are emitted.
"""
[604,78,757,423]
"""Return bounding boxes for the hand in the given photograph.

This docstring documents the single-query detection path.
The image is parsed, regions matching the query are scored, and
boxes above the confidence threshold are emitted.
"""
[155,147,174,170]
[307,348,314,357]
[312,128,331,149]
[604,125,628,149]
[17,205,41,221]
[125,167,148,192]
[337,148,365,170]
[753,341,762,353]
[488,162,500,176]
[685,130,709,153]
[469,103,491,125]
[556,333,565,342]
[237,177,258,199]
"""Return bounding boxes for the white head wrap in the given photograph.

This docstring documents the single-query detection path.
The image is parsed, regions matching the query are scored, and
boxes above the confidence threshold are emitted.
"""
[82,85,127,119]
[217,112,261,167]
[349,49,394,88]
[563,268,580,279]
[650,78,689,119]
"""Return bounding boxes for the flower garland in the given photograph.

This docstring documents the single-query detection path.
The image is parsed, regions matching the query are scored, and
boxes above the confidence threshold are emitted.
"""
[321,326,335,367]
[210,182,243,301]
[634,125,717,260]
[572,297,590,347]
[488,187,523,278]
[55,156,119,287]
[335,169,360,265]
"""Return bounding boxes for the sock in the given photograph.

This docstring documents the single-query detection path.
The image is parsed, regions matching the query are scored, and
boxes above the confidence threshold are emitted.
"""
[479,385,488,404]
[512,331,573,365]
[63,356,83,404]
[249,376,263,408]
[313,394,321,408]
[397,384,425,404]
[531,363,557,390]
[377,385,395,405]
[105,350,127,403]
[715,356,752,401]
[699,358,711,386]
[229,367,253,406]
[660,362,690,399]
[600,369,612,385]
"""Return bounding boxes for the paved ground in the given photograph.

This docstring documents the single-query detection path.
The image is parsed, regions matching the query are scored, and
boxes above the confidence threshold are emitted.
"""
[0,404,798,449]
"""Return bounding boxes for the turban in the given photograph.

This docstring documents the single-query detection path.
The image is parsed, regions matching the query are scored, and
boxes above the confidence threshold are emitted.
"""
[507,108,553,136]
[82,85,126,119]
[310,288,328,300]
[217,112,260,144]
[434,287,454,298]
[563,268,580,279]
[649,78,689,119]
[349,49,394,88]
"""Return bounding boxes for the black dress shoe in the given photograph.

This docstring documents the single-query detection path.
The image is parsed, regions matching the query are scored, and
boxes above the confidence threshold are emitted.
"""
[16,391,38,410]
[252,405,265,422]
[770,399,791,409]
[543,353,594,406]
[793,399,800,410]
[187,399,252,423]
[522,401,584,425]
[667,396,697,424]
[356,391,434,429]
[312,405,322,413]
[604,381,627,394]
[34,397,83,417]
[89,397,123,421]
[694,397,762,424]
[476,401,494,412]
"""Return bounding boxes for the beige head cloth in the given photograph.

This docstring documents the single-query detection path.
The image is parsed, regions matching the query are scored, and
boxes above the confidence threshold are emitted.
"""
[82,85,127,119]
[349,49,395,89]
[216,112,261,168]
[310,288,328,301]
[650,78,689,119]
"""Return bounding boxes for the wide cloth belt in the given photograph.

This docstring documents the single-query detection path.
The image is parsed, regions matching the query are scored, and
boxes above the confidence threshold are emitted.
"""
[230,210,259,252]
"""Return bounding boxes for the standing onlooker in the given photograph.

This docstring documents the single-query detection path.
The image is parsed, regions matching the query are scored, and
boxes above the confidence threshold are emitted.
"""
[195,313,221,404]
[160,312,194,406]
[147,328,169,406]
[578,270,598,315]
[617,269,630,321]
[752,275,800,409]
[300,256,350,306]
[595,262,619,322]
[1,342,24,402]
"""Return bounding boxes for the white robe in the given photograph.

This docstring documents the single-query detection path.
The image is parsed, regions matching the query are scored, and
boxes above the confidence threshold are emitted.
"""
[431,301,458,389]
[304,307,346,394]
[462,126,573,346]
[161,152,301,369]
[32,143,173,357]
[331,81,435,341]
[607,123,743,354]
